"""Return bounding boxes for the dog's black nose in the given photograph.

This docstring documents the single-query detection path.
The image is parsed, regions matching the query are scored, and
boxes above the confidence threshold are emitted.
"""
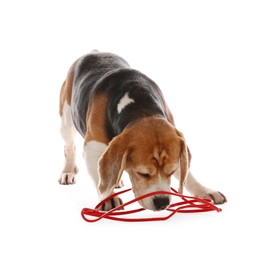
[153,196,170,210]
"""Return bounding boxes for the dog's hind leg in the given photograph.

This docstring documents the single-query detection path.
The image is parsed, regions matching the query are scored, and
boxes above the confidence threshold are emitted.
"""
[58,68,78,185]
[59,102,78,184]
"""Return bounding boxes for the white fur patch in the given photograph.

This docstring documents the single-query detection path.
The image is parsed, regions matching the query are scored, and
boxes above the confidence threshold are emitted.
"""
[83,141,107,194]
[61,103,76,144]
[117,92,135,113]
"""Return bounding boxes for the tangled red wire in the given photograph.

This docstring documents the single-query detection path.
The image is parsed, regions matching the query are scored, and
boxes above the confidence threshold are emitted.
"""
[81,187,221,222]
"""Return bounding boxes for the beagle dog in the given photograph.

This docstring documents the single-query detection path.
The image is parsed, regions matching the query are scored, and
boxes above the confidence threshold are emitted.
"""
[59,50,226,211]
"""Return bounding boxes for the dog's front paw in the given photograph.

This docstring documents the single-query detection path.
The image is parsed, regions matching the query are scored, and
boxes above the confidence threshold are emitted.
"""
[58,173,76,185]
[197,190,227,204]
[99,196,124,211]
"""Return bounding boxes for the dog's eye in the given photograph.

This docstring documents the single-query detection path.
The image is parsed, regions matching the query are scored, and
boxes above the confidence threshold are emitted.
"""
[168,170,177,176]
[137,172,150,178]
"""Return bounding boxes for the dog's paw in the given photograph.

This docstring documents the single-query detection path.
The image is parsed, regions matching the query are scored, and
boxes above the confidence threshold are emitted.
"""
[58,173,76,185]
[99,196,124,211]
[197,190,227,204]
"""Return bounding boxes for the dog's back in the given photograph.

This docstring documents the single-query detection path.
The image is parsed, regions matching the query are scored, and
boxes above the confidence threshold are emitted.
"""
[71,51,167,139]
[71,52,130,136]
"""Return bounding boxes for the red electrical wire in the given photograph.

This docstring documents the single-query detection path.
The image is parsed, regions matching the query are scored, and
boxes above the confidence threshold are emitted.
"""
[81,187,222,222]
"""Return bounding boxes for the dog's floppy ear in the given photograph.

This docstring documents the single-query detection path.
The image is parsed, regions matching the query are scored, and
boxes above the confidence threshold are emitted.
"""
[98,133,128,198]
[176,130,190,194]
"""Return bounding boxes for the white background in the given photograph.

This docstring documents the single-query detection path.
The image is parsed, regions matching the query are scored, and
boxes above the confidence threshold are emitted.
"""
[0,0,277,259]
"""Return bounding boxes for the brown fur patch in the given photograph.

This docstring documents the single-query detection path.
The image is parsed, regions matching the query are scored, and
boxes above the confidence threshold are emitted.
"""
[84,93,110,145]
[59,65,75,116]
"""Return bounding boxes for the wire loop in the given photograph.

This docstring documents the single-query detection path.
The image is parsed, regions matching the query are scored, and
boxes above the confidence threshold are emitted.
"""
[81,187,221,222]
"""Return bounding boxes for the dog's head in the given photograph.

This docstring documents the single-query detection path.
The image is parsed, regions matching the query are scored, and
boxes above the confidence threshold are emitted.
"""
[98,117,190,211]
